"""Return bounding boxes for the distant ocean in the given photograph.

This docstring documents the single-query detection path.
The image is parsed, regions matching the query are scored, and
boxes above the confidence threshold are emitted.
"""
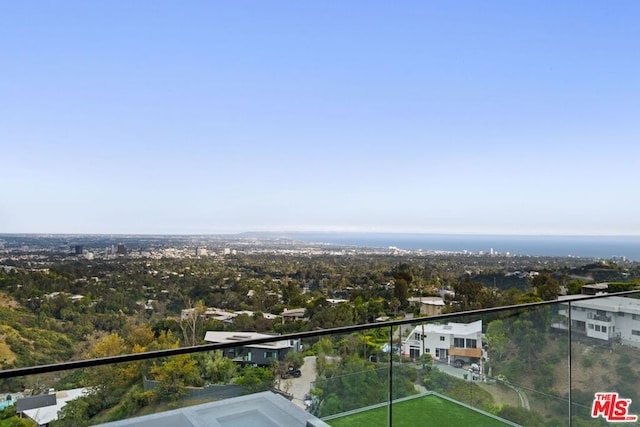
[284,233,640,261]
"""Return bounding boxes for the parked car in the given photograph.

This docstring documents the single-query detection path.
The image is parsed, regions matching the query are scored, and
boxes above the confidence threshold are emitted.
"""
[282,366,302,379]
[304,394,313,408]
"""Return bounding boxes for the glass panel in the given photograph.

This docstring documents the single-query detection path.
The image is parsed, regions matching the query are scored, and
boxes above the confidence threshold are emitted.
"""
[312,326,391,425]
[2,292,640,426]
[1,347,327,426]
[570,294,640,425]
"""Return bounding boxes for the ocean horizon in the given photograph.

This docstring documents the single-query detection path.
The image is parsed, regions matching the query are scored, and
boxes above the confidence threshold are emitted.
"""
[278,233,640,261]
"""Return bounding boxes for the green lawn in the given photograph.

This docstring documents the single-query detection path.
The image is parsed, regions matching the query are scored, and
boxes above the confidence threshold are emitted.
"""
[325,394,511,427]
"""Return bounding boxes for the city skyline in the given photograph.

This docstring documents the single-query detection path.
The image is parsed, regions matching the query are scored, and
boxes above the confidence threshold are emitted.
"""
[2,2,639,236]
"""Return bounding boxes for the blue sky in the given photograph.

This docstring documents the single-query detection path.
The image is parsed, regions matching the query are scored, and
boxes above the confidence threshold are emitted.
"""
[2,1,639,235]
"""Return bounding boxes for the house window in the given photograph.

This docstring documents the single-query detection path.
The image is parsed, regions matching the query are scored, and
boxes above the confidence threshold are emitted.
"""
[435,349,440,357]
[425,348,431,354]
[440,336,445,341]
[633,314,639,320]
[602,326,607,333]
[619,312,624,317]
[588,324,594,329]
[466,339,477,348]
[595,325,601,332]
[454,338,465,348]
[632,330,640,336]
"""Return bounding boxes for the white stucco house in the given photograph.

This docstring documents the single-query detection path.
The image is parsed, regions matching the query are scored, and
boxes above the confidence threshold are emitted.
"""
[556,296,640,348]
[402,320,484,366]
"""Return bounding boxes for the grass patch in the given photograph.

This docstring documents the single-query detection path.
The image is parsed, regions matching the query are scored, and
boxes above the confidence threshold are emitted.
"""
[326,394,510,427]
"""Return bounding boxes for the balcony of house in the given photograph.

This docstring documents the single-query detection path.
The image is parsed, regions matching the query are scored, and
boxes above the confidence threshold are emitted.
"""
[587,312,613,323]
[448,347,482,358]
[1,291,640,426]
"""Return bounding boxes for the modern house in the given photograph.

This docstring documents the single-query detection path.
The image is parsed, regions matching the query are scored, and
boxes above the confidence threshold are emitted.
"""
[16,388,88,426]
[401,320,484,366]
[281,308,307,321]
[407,296,446,316]
[581,283,609,295]
[556,295,640,348]
[181,307,277,324]
[203,331,302,366]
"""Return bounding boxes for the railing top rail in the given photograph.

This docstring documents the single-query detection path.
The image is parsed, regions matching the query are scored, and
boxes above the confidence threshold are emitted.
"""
[1,290,638,379]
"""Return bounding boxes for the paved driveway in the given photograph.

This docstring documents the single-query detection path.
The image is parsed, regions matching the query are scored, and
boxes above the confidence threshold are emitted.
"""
[433,360,472,380]
[284,356,316,409]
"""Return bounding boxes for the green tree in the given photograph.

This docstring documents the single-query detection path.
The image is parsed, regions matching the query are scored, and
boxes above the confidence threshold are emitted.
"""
[532,273,560,301]
[453,278,486,311]
[52,398,90,427]
[150,354,200,400]
[235,366,275,394]
[285,349,304,369]
[87,333,131,408]
[309,304,354,329]
[203,350,237,383]
[485,319,508,362]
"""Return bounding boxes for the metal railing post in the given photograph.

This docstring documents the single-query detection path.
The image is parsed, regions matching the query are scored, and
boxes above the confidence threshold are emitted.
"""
[388,325,393,426]
[568,301,572,427]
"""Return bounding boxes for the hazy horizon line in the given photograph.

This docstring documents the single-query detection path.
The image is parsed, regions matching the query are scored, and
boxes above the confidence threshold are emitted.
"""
[2,230,640,238]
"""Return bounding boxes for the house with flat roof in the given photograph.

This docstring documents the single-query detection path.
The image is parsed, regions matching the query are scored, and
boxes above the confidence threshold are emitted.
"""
[407,296,446,316]
[581,282,609,295]
[556,296,640,348]
[402,320,484,366]
[204,331,301,366]
[16,388,88,426]
[281,308,307,321]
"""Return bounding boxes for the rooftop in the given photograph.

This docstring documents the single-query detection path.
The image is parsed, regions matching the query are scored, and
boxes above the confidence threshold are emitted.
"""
[19,388,88,426]
[561,295,640,314]
[203,331,296,350]
[96,391,328,427]
[409,319,482,336]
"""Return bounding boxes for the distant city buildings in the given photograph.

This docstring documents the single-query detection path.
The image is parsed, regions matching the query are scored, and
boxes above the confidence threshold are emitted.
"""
[196,247,208,257]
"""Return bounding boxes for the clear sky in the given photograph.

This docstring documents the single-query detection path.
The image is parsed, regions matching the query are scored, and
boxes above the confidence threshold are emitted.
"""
[2,1,639,235]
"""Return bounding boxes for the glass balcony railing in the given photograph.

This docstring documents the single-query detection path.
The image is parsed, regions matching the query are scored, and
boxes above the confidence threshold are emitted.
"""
[1,291,640,426]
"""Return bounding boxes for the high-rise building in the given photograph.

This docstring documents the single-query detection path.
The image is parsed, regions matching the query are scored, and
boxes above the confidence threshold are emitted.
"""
[196,247,207,257]
[75,245,84,255]
[117,244,127,255]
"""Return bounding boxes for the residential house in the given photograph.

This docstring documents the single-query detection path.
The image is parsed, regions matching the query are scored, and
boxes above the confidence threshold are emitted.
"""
[401,320,484,366]
[181,307,277,325]
[581,283,609,295]
[407,296,446,316]
[203,331,301,366]
[556,296,640,348]
[281,308,307,322]
[16,388,88,426]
